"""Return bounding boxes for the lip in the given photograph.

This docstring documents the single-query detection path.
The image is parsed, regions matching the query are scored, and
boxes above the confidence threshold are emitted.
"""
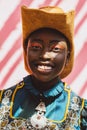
[34,61,55,74]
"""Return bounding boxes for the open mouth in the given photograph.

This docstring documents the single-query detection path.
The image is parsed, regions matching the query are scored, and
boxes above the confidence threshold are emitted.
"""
[38,65,52,71]
[35,62,54,73]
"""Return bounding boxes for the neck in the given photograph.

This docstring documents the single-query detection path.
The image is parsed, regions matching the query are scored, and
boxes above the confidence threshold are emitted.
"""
[31,76,60,92]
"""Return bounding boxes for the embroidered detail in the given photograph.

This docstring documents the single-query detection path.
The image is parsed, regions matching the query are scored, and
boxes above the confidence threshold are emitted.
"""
[30,102,47,129]
[0,82,83,130]
[0,89,12,129]
[29,102,59,129]
[26,117,58,130]
[0,84,59,130]
[35,102,46,112]
[10,82,24,118]
[0,89,12,118]
[4,90,12,97]
[7,119,26,130]
[10,82,71,123]
[58,96,82,129]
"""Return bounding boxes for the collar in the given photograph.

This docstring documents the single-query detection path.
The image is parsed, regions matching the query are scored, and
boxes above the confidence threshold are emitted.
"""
[23,75,64,98]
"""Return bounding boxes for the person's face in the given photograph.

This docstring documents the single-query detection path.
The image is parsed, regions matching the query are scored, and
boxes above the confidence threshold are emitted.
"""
[26,28,69,82]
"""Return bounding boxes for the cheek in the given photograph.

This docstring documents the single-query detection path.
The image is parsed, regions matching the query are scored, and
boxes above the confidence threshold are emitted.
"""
[26,50,39,64]
[49,52,58,59]
[54,54,67,68]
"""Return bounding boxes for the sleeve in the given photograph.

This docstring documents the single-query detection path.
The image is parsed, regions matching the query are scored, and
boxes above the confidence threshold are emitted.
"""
[80,99,87,129]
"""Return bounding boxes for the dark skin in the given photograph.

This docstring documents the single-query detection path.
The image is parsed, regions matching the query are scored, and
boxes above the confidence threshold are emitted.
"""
[26,28,70,92]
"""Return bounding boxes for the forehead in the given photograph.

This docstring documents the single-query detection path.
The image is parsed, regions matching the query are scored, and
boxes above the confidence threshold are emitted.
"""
[28,28,68,41]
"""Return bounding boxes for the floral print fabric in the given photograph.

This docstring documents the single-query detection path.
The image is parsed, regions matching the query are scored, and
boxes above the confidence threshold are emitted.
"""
[0,75,87,130]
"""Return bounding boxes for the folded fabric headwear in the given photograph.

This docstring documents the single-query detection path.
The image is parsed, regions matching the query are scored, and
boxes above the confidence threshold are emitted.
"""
[21,6,75,79]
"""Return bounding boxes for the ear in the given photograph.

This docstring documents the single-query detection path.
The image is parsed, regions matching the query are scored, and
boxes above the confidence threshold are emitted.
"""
[65,51,70,66]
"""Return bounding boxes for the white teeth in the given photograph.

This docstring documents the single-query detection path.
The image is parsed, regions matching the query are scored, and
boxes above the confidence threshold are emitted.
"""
[38,65,52,70]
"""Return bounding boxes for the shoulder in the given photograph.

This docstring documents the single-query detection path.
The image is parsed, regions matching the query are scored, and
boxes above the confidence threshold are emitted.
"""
[64,83,87,128]
[0,80,24,103]
[0,85,16,102]
[64,83,85,110]
[66,83,87,129]
[0,75,31,102]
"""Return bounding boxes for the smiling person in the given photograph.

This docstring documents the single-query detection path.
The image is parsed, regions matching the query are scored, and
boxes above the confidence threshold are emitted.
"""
[0,6,87,130]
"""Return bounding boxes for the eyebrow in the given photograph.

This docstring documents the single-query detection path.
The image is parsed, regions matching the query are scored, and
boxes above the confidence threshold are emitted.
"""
[49,40,61,45]
[29,39,65,46]
[30,38,43,44]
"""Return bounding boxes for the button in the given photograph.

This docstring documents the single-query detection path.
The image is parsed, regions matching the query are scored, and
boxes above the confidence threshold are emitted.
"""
[40,93,43,96]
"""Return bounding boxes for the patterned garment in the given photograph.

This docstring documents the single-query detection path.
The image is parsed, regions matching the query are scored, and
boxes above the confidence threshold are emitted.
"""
[0,75,87,130]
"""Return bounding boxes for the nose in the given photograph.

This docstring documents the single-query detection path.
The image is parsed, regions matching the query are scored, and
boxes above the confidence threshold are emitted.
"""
[43,52,51,59]
[40,50,52,59]
[40,51,51,60]
[40,51,57,60]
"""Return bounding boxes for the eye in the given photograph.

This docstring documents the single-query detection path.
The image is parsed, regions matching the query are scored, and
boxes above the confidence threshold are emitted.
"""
[50,42,67,53]
[51,44,63,52]
[28,42,42,50]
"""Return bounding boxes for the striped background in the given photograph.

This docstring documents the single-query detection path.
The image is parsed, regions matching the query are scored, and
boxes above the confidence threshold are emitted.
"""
[0,0,87,99]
